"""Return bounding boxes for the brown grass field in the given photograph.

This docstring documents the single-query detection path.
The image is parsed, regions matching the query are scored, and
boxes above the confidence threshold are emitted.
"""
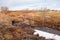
[0,10,60,30]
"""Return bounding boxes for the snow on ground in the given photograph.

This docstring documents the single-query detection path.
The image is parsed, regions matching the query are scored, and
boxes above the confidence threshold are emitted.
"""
[34,29,60,40]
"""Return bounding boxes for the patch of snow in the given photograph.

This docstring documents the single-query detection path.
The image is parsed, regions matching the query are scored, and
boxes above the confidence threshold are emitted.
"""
[34,29,60,40]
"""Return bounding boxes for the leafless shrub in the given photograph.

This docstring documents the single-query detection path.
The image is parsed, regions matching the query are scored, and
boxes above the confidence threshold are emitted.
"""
[1,6,9,14]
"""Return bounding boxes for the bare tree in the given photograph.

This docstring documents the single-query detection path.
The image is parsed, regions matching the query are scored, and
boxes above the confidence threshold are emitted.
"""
[1,6,8,14]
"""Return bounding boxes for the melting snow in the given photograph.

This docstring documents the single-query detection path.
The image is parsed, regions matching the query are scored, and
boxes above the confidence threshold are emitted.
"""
[34,29,60,40]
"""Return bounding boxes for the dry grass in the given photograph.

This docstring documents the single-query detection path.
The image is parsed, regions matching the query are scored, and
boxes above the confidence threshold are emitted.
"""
[0,10,60,30]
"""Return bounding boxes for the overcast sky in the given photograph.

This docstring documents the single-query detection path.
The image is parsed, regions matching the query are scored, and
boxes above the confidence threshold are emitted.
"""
[0,0,60,10]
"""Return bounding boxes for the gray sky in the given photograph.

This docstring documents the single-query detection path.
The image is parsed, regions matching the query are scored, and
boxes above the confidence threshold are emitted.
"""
[0,0,60,10]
